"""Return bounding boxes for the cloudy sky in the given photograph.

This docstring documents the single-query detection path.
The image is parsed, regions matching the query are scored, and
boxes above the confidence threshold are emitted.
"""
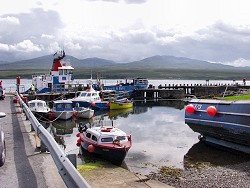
[1,0,250,66]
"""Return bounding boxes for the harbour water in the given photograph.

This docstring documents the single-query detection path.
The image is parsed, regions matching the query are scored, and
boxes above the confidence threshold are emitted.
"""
[2,78,249,175]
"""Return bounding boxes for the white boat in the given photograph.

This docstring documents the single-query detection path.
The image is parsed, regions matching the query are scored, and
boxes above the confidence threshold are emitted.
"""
[27,99,50,120]
[73,104,94,119]
[71,86,110,110]
[76,120,132,166]
[52,100,74,120]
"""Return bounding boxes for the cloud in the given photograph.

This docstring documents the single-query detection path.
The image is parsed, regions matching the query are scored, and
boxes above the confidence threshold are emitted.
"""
[0,16,20,25]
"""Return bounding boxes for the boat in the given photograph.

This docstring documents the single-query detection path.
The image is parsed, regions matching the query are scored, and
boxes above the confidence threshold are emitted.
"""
[185,99,250,153]
[70,86,110,110]
[76,121,132,165]
[23,50,76,94]
[51,100,74,120]
[94,77,149,96]
[27,99,51,120]
[109,98,133,110]
[73,103,94,119]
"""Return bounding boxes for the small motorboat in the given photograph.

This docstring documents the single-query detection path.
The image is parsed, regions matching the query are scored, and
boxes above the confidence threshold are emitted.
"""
[73,103,94,119]
[76,121,132,166]
[52,100,74,120]
[27,99,50,120]
[110,98,133,110]
[71,87,110,110]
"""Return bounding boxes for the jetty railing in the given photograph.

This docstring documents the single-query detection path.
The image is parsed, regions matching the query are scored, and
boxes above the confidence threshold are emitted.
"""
[16,93,91,188]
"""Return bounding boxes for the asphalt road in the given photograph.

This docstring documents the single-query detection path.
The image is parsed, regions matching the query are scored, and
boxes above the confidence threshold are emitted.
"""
[0,95,65,188]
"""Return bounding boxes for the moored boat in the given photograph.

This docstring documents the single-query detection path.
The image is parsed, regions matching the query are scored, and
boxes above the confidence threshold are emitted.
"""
[110,98,133,110]
[103,77,148,93]
[52,100,74,120]
[23,50,76,94]
[73,104,94,119]
[76,121,132,166]
[185,99,250,151]
[27,99,51,120]
[70,87,110,110]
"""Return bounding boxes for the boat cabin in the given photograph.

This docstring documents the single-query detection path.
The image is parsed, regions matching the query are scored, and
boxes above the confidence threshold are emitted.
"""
[84,125,129,145]
[53,100,73,111]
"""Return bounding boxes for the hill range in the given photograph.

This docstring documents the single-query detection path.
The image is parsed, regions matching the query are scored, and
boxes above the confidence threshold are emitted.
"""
[0,54,249,80]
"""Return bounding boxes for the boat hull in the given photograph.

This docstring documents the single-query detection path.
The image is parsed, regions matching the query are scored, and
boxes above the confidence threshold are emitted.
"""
[73,109,94,119]
[185,99,250,146]
[110,101,133,110]
[80,142,129,166]
[72,101,110,110]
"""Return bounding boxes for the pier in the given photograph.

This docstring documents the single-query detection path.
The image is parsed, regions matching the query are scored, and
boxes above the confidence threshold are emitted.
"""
[132,83,250,100]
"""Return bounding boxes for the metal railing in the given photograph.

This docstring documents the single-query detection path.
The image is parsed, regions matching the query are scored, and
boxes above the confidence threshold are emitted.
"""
[16,93,91,188]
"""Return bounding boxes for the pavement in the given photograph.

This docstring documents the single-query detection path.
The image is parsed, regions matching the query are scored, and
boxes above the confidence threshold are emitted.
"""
[0,95,65,188]
[0,95,173,188]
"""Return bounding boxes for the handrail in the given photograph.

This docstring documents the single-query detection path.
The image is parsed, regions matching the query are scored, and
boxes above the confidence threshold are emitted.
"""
[16,93,91,188]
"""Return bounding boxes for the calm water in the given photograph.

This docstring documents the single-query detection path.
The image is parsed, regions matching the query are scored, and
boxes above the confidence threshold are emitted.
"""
[3,78,249,174]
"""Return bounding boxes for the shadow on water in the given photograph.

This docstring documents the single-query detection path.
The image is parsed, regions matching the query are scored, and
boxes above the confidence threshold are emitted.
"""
[184,141,250,174]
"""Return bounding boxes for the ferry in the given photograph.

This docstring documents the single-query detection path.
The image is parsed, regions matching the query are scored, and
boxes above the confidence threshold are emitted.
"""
[23,50,75,94]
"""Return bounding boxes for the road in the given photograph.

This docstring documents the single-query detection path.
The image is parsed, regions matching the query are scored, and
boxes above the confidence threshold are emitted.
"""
[0,95,65,188]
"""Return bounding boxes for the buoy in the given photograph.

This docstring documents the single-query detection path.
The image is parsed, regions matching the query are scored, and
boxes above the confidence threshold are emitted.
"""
[106,102,110,107]
[185,104,195,114]
[127,135,132,141]
[76,138,81,147]
[49,112,55,120]
[206,106,217,116]
[91,102,95,106]
[76,133,80,137]
[88,145,95,153]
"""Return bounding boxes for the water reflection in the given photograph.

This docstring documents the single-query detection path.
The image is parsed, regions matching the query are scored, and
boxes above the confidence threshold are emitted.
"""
[41,100,200,175]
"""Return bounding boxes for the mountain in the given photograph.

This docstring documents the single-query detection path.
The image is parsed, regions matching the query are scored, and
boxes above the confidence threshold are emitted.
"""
[111,55,237,70]
[0,54,248,71]
[0,55,116,70]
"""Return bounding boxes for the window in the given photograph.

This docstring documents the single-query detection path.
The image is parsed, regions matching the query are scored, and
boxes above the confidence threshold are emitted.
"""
[101,137,113,142]
[86,133,91,138]
[92,135,97,142]
[117,136,126,141]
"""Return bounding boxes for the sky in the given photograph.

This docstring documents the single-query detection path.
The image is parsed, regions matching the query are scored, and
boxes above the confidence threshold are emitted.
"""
[1,0,250,66]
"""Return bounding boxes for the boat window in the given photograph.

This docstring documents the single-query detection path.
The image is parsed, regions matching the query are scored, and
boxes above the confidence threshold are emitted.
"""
[29,103,35,108]
[80,93,87,97]
[59,70,63,75]
[101,137,113,142]
[91,135,97,142]
[117,136,126,141]
[37,103,43,107]
[56,104,63,108]
[87,93,91,97]
[65,103,72,108]
[86,133,91,138]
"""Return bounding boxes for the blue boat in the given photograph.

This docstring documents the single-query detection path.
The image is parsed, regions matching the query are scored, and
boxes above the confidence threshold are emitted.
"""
[70,87,110,110]
[185,99,250,152]
[94,78,149,96]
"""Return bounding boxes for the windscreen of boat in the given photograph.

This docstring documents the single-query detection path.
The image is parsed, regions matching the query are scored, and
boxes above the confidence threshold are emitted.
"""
[29,103,35,108]
[116,136,126,141]
[80,93,87,97]
[101,137,113,143]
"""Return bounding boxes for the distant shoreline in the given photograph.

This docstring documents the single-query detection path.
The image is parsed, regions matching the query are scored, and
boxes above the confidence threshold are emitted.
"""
[0,68,249,80]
